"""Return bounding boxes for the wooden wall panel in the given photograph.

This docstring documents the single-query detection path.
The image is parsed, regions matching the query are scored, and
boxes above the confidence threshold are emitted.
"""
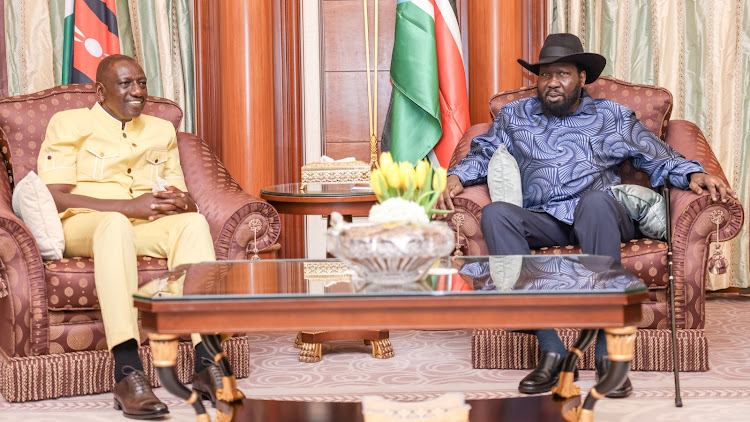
[194,0,275,198]
[273,0,305,258]
[323,0,395,71]
[193,1,221,155]
[217,0,275,197]
[324,71,391,151]
[467,0,524,124]
[321,0,396,160]
[522,0,547,86]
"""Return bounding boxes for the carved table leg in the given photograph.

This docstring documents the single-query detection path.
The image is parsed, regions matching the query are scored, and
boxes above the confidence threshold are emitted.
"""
[149,333,210,422]
[296,330,393,363]
[553,329,597,399]
[201,334,246,422]
[566,326,637,422]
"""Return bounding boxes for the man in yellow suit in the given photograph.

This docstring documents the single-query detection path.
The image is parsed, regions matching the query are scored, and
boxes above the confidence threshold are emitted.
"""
[38,55,221,420]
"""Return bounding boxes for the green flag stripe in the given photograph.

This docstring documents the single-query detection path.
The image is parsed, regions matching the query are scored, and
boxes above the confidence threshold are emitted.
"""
[62,13,74,85]
[389,1,442,165]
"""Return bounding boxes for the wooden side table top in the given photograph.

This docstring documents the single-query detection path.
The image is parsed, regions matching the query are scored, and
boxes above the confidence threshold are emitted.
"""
[260,182,377,216]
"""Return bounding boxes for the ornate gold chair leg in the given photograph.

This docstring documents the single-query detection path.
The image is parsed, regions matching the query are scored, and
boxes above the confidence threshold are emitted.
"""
[578,327,637,421]
[149,333,210,421]
[369,338,394,359]
[201,334,245,421]
[298,342,322,363]
[553,329,597,399]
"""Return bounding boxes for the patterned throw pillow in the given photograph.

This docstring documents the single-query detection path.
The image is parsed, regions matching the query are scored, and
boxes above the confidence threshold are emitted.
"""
[487,144,522,206]
[11,171,65,260]
[611,184,667,240]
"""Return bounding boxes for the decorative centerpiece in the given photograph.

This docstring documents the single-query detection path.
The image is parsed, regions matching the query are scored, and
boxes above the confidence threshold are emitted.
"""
[327,153,454,285]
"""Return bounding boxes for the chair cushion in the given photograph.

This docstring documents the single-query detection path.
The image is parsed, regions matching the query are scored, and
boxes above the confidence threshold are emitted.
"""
[487,145,522,206]
[45,256,169,311]
[11,171,65,259]
[532,238,669,289]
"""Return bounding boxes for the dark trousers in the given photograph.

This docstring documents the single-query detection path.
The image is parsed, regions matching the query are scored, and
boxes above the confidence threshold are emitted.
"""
[481,190,637,358]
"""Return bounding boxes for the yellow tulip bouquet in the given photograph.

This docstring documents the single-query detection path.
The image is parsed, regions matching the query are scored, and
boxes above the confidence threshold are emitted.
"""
[368,152,451,225]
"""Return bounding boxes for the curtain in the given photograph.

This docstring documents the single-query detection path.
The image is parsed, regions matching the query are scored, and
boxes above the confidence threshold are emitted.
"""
[2,0,195,133]
[550,0,749,289]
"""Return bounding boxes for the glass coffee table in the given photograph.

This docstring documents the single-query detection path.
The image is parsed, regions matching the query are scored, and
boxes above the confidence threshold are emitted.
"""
[134,255,647,422]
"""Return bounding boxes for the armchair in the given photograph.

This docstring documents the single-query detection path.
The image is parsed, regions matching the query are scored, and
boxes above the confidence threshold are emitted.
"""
[444,77,744,372]
[0,85,281,402]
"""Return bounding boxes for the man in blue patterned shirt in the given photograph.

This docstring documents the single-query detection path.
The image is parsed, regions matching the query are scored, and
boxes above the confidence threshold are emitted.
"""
[439,33,736,398]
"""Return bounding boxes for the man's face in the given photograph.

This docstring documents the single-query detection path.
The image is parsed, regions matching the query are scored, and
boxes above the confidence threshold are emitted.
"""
[537,62,585,117]
[96,59,148,122]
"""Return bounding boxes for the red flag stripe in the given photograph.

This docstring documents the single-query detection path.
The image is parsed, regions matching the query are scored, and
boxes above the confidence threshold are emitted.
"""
[431,0,471,168]
[72,0,120,82]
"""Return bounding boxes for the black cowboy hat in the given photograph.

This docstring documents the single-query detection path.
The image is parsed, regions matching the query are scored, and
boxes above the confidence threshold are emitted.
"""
[517,33,606,84]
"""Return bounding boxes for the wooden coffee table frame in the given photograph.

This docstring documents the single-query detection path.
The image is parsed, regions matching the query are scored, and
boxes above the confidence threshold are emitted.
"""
[136,287,646,422]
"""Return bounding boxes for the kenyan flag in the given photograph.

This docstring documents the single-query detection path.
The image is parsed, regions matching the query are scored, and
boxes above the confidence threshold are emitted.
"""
[62,0,120,84]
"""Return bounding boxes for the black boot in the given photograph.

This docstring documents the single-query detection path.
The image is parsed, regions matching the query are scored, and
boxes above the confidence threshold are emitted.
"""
[596,355,633,398]
[519,352,568,394]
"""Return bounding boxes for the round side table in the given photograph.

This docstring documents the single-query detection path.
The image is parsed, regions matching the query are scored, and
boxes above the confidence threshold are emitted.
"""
[260,182,376,224]
[260,182,391,363]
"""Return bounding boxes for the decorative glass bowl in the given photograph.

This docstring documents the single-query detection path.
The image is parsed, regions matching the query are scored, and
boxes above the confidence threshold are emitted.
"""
[327,221,455,286]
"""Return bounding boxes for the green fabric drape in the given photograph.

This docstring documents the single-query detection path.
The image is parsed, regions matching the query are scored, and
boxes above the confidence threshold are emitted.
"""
[550,0,750,289]
[2,0,195,133]
[128,0,164,98]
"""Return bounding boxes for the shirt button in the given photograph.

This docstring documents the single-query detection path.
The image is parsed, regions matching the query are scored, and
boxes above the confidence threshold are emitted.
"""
[131,143,137,148]
[129,188,133,194]
[47,155,51,160]
[127,168,132,174]
[122,133,127,138]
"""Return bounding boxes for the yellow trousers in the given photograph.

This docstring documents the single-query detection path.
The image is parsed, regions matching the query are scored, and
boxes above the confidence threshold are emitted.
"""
[62,212,216,350]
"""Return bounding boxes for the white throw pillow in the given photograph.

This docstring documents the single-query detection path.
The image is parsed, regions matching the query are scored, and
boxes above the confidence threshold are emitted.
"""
[487,144,522,206]
[12,171,65,260]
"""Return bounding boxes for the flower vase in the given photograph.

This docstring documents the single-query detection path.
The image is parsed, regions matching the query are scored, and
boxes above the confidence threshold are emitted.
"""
[327,221,455,286]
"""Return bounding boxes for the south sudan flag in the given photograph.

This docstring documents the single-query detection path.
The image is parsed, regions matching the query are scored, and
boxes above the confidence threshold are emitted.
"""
[62,0,120,84]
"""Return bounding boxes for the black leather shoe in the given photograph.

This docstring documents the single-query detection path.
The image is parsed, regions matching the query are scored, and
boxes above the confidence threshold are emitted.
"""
[519,352,565,394]
[596,355,633,398]
[192,358,224,407]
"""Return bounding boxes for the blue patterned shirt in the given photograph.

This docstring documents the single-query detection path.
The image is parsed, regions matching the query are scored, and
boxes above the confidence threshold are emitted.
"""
[448,90,705,224]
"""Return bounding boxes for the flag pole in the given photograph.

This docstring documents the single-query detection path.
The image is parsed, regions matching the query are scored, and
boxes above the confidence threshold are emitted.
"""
[363,0,378,168]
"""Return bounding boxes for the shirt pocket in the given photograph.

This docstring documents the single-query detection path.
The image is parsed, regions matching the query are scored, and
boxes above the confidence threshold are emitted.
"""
[40,151,76,173]
[81,141,120,181]
[145,149,168,183]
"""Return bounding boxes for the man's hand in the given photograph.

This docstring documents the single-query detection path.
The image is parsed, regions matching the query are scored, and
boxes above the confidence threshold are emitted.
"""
[436,174,464,211]
[128,193,180,221]
[688,172,737,203]
[47,184,198,221]
[147,186,197,220]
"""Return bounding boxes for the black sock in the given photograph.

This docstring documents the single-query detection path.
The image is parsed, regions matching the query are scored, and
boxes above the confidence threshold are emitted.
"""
[535,329,568,357]
[112,339,144,382]
[195,342,214,373]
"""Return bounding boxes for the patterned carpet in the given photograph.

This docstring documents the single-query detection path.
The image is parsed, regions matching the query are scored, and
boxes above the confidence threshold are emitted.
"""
[1,294,748,421]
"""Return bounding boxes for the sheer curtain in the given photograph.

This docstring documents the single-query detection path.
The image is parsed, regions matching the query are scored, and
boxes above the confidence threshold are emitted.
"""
[2,0,195,133]
[549,0,749,289]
